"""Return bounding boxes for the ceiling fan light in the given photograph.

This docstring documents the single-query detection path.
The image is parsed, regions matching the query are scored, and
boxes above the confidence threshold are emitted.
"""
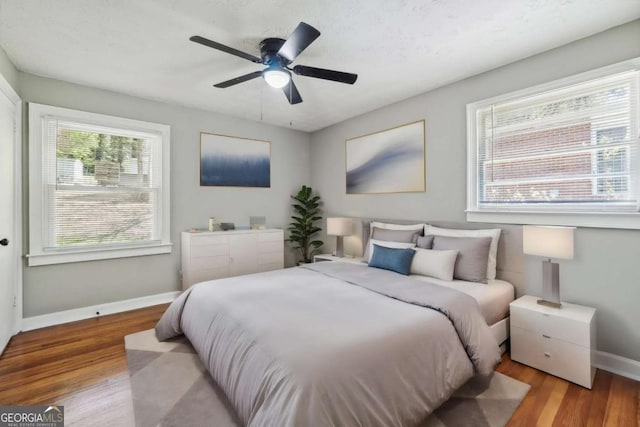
[263,68,290,88]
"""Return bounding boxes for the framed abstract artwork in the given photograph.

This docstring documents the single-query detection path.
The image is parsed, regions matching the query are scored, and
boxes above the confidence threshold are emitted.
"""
[200,132,271,187]
[345,120,425,194]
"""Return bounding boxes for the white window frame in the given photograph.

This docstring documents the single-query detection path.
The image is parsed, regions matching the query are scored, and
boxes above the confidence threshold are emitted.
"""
[28,103,172,266]
[467,58,640,229]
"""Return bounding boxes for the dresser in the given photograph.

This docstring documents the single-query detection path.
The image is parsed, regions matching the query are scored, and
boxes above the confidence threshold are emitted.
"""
[181,229,284,290]
[510,295,596,388]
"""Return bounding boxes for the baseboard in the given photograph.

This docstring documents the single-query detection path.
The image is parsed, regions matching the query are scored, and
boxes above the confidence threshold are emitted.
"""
[21,291,180,332]
[594,351,640,382]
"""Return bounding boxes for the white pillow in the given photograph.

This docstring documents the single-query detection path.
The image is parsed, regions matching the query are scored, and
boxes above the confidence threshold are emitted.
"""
[410,248,458,281]
[365,222,425,260]
[424,225,501,280]
[367,239,416,263]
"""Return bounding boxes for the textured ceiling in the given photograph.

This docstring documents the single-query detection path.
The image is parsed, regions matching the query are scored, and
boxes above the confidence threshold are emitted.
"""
[1,0,639,132]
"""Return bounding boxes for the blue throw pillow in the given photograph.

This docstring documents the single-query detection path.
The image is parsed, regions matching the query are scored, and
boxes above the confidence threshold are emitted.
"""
[369,244,416,275]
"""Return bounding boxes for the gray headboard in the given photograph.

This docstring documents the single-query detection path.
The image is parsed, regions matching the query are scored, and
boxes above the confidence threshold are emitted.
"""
[355,219,524,296]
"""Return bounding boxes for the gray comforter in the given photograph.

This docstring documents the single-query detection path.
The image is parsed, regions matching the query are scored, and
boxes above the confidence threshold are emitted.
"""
[156,262,501,427]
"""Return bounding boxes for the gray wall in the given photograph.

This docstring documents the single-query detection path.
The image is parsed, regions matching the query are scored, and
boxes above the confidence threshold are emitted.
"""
[2,18,639,362]
[0,46,18,92]
[18,73,311,317]
[310,20,640,362]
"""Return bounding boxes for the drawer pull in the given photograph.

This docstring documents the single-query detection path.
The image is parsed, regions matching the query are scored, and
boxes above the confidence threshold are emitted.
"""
[544,352,551,358]
[542,334,551,339]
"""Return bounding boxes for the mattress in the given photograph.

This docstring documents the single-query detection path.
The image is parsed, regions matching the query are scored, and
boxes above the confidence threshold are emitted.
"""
[410,275,514,325]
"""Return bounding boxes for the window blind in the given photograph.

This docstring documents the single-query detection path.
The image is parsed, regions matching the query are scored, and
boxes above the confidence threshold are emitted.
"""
[42,118,162,250]
[475,70,639,212]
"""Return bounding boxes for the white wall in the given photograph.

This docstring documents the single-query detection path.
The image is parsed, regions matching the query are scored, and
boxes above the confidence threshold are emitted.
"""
[310,20,640,362]
[19,73,311,317]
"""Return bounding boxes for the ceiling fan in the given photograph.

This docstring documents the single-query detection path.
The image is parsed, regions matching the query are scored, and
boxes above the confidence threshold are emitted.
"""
[189,22,358,105]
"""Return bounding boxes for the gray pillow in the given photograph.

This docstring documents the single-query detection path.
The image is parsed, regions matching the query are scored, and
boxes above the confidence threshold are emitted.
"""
[371,227,421,243]
[416,235,434,249]
[364,227,422,260]
[432,236,491,283]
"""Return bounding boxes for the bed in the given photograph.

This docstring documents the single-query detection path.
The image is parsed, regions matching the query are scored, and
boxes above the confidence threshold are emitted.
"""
[156,221,522,427]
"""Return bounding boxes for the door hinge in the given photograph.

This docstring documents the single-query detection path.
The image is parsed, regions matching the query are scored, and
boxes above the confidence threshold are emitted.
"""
[13,295,17,308]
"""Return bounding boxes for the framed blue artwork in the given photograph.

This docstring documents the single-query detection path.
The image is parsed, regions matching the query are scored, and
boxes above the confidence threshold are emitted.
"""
[200,132,271,187]
[345,120,425,194]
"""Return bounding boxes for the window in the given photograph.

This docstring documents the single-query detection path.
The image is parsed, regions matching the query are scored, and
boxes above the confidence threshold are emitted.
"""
[28,103,171,265]
[467,59,640,229]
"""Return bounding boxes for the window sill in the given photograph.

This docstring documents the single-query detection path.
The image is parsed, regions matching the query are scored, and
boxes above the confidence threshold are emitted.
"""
[27,242,173,266]
[466,210,640,230]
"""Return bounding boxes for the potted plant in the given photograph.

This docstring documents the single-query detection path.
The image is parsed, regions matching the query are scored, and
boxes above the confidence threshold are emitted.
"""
[287,185,323,264]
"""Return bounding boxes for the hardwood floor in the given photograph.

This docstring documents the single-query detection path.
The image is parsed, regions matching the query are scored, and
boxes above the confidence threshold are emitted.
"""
[1,305,638,426]
[0,304,167,406]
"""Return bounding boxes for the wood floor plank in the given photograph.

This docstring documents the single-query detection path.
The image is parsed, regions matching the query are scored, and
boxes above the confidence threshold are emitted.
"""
[551,382,593,427]
[536,375,569,427]
[603,374,639,427]
[1,303,638,427]
[587,369,613,427]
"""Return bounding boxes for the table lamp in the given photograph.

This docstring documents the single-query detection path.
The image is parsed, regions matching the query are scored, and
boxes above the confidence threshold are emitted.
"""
[523,225,575,308]
[327,217,353,258]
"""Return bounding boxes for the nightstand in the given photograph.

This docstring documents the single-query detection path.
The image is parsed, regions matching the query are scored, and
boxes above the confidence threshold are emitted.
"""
[510,295,596,388]
[313,254,366,265]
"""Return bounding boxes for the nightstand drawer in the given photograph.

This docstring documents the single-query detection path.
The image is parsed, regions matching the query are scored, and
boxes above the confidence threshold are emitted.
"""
[511,326,593,388]
[510,305,590,347]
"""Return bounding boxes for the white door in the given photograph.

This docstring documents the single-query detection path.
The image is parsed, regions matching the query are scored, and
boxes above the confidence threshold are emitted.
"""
[0,85,17,355]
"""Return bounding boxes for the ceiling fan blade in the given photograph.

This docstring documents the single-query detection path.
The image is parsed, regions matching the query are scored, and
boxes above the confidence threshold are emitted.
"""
[292,65,357,84]
[214,71,263,88]
[190,36,263,63]
[282,80,303,104]
[277,22,321,62]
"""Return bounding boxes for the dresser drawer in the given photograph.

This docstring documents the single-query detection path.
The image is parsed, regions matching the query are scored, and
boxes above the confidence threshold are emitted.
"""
[258,231,283,242]
[191,243,229,258]
[511,326,593,388]
[257,262,282,273]
[259,251,283,265]
[259,240,283,254]
[190,235,229,246]
[190,234,229,258]
[510,305,590,347]
[187,266,230,285]
[190,255,229,270]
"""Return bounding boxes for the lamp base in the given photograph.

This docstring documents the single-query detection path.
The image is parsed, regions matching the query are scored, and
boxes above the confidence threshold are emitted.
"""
[539,259,561,308]
[537,299,562,309]
[334,236,344,258]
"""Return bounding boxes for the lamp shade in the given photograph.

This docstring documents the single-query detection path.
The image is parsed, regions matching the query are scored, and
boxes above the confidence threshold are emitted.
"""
[327,217,353,236]
[523,225,575,260]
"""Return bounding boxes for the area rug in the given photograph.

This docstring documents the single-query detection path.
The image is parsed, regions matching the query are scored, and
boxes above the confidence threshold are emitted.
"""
[126,329,530,427]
